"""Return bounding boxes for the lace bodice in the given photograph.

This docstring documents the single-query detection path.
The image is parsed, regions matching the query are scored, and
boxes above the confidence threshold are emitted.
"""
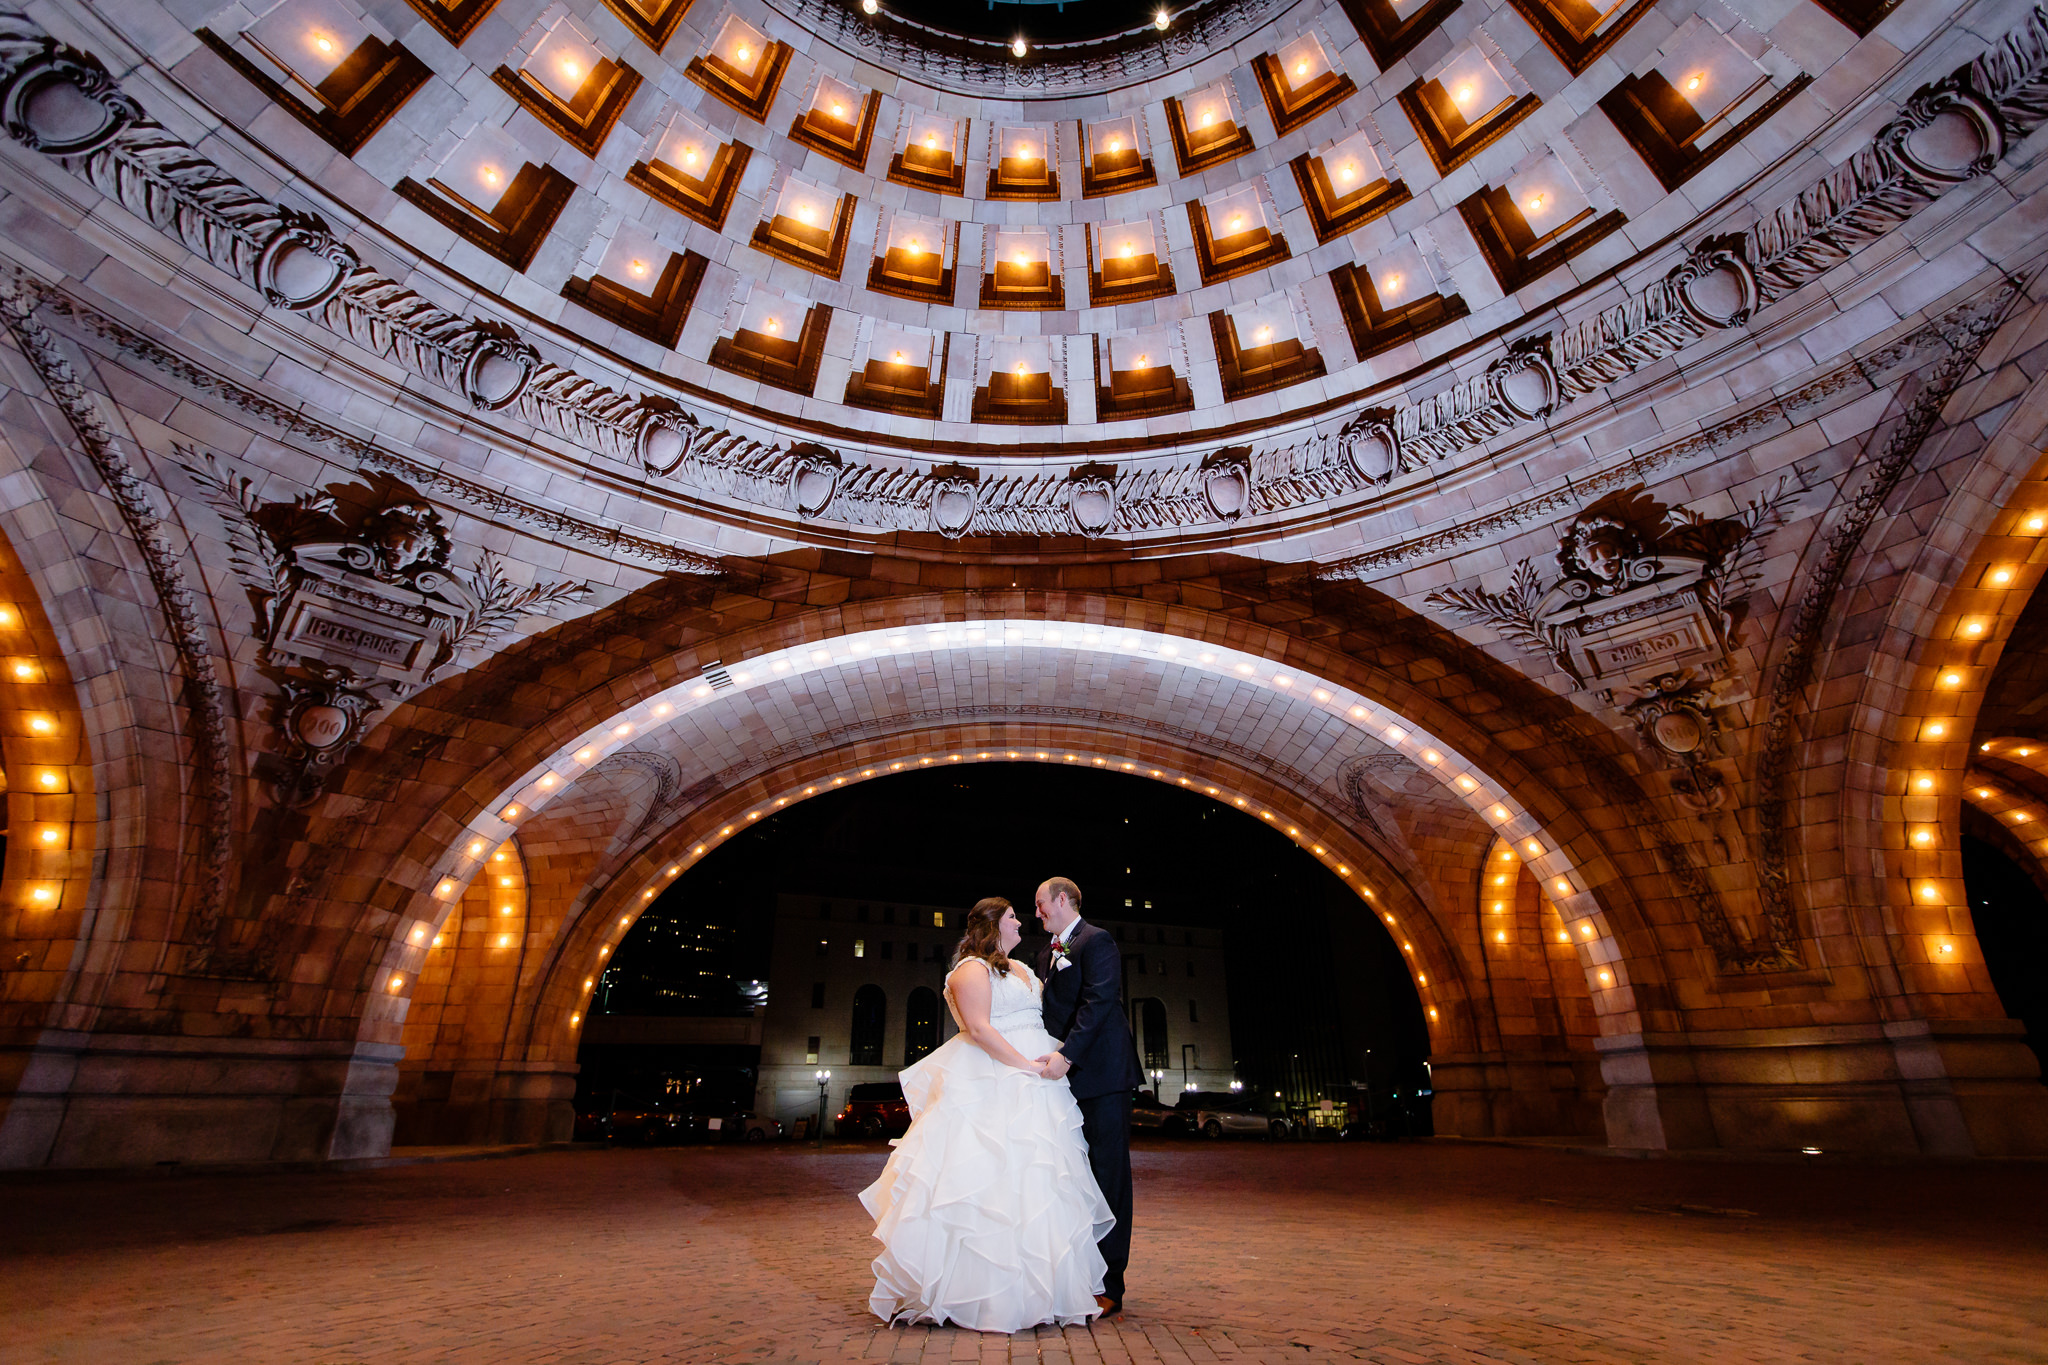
[949,957,1044,1034]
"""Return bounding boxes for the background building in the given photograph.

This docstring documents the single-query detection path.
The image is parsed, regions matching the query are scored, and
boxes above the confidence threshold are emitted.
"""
[758,892,1232,1127]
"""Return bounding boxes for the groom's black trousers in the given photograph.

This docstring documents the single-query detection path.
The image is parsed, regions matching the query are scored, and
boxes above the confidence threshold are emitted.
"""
[1076,1090,1133,1302]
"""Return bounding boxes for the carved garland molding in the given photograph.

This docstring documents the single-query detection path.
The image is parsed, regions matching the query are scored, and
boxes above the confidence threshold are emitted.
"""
[0,8,2045,542]
[0,278,240,974]
[29,287,724,577]
[1748,277,2018,961]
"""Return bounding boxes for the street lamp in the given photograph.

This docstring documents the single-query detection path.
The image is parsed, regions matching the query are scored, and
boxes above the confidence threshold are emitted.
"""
[814,1068,831,1147]
[1148,1067,1164,1099]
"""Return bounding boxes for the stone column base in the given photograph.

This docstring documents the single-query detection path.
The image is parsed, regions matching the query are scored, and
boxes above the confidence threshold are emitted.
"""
[390,1060,577,1147]
[1429,1049,1606,1139]
[0,1030,402,1169]
[1596,1019,2048,1155]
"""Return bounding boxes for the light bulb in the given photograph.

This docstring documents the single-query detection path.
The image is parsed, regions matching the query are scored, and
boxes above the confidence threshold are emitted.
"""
[1011,143,1026,156]
[1136,353,1149,366]
[1012,36,1027,57]
[313,33,334,54]
[1014,251,1029,266]
[480,165,500,186]
[795,203,814,223]
[906,237,921,251]
[682,147,699,165]
[764,317,780,333]
[1455,84,1473,104]
[1339,162,1355,181]
[925,131,938,148]
[1229,213,1245,230]
[1108,137,1122,152]
[629,259,646,276]
[1155,9,1170,28]
[1256,324,1271,340]
[1120,241,1135,258]
[736,44,751,62]
[560,58,581,83]
[1014,360,1028,374]
[1295,60,1309,76]
[863,0,878,12]
[892,350,905,361]
[1686,73,1702,91]
[1527,193,1545,211]
[831,102,845,117]
[1384,272,1403,295]
[1200,109,1215,126]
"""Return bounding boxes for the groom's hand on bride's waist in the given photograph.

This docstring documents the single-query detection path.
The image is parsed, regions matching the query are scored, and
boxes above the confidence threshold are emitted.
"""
[1036,1052,1072,1079]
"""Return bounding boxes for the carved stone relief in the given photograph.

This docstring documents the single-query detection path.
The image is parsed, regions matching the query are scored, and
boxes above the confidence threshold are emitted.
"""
[178,450,590,804]
[1422,476,1806,704]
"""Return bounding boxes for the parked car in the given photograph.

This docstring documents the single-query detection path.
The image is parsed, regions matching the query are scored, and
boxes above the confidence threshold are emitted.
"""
[1177,1091,1291,1140]
[592,1103,701,1145]
[837,1081,912,1138]
[1130,1090,1186,1136]
[715,1110,785,1142]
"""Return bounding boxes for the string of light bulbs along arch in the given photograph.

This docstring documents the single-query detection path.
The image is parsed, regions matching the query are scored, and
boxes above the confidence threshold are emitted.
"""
[388,620,1629,1033]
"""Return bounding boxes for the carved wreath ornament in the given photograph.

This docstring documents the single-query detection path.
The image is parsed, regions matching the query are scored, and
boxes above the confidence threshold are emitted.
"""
[1423,475,1804,700]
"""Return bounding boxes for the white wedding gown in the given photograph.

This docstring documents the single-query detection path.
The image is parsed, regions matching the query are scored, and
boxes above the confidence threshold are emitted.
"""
[858,957,1114,1331]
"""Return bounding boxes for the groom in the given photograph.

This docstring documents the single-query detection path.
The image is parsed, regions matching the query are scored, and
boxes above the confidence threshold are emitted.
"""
[1033,876,1142,1315]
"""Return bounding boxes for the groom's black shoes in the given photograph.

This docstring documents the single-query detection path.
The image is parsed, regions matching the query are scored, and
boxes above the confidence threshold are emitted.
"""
[1094,1295,1122,1317]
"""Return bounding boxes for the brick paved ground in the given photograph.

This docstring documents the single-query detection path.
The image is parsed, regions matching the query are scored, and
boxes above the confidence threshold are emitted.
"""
[4,1138,2046,1364]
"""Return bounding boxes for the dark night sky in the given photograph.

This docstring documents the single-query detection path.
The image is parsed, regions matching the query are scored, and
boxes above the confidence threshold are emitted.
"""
[602,764,1432,1096]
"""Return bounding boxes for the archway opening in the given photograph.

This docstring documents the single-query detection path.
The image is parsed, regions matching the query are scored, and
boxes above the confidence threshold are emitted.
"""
[1961,835,2048,1079]
[577,763,1433,1142]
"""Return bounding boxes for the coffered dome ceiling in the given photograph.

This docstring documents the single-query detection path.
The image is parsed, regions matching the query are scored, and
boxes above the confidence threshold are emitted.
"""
[0,0,2034,563]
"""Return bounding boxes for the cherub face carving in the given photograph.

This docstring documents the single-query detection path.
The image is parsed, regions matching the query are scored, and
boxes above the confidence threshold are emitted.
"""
[360,503,448,579]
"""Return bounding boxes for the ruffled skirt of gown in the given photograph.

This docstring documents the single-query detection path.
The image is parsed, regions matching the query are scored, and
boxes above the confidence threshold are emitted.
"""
[858,1021,1114,1332]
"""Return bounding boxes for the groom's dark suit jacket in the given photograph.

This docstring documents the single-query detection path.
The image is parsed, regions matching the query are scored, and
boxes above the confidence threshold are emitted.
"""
[1036,920,1143,1101]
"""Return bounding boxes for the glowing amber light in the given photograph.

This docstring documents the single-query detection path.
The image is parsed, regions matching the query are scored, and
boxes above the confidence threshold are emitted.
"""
[735,44,751,62]
[682,147,699,165]
[1915,777,1933,791]
[560,58,582,83]
[502,805,519,819]
[1458,776,1476,790]
[1599,970,1612,983]
[1912,829,1935,845]
[2028,515,2047,531]
[794,203,814,224]
[764,318,780,333]
[1454,84,1474,104]
[1256,325,1272,340]
[39,828,57,844]
[1992,567,2014,584]
[1295,60,1309,76]
[1200,109,1215,126]
[1012,37,1027,57]
[1555,878,1570,894]
[12,663,32,678]
[831,102,845,117]
[1686,73,1702,91]
[1527,194,1545,212]
[480,165,500,186]
[31,886,55,902]
[1939,942,1955,955]
[1922,883,1941,900]
[28,715,52,733]
[892,350,906,362]
[1339,162,1356,182]
[1229,213,1246,231]
[1491,806,1508,820]
[1941,672,1962,686]
[1495,931,1506,942]
[38,771,59,789]
[314,33,335,53]
[1925,722,1946,738]
[1580,922,1595,937]
[1156,9,1170,28]
[1120,240,1135,258]
[629,259,646,277]
[1014,251,1029,267]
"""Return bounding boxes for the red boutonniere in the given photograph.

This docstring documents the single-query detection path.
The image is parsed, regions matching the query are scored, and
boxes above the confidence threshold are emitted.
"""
[1050,938,1073,967]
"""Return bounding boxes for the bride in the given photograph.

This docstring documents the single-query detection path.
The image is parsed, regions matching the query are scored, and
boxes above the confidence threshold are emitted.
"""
[858,896,1114,1331]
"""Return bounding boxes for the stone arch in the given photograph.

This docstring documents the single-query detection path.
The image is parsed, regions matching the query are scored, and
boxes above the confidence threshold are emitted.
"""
[339,596,1672,1071]
[1817,334,2048,1153]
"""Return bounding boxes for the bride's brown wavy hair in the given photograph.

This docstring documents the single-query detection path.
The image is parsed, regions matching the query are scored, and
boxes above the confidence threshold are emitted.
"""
[950,896,1015,978]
